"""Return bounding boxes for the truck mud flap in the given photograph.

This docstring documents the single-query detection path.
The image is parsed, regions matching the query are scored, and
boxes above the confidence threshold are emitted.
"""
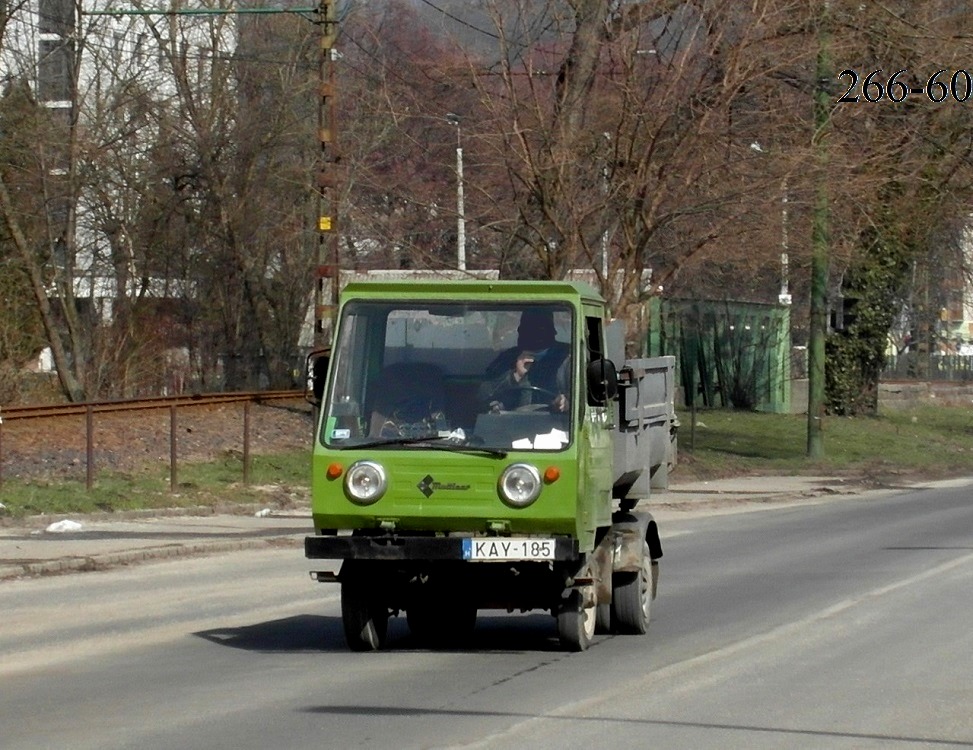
[305,535,579,562]
[610,510,662,573]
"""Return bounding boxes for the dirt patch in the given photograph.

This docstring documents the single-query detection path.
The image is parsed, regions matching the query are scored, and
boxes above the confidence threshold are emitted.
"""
[0,401,314,482]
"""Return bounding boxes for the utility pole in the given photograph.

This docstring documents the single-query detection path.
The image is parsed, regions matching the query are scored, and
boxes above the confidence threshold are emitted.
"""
[807,1,831,459]
[314,0,339,346]
[445,113,466,271]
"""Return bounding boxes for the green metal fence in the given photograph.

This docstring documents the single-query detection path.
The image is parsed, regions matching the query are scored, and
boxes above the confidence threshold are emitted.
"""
[646,298,792,413]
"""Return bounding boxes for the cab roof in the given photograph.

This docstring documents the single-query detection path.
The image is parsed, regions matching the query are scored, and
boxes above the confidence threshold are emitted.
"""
[340,279,605,306]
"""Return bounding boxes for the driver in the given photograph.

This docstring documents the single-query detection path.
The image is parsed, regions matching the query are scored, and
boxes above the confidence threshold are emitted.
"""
[480,309,569,412]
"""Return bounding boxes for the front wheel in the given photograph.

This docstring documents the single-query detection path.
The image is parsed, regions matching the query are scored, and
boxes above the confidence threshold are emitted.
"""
[557,586,597,651]
[341,572,389,652]
[595,602,612,634]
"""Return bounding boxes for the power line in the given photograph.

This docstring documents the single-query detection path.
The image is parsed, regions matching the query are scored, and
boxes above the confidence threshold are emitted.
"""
[416,0,499,41]
[82,6,318,17]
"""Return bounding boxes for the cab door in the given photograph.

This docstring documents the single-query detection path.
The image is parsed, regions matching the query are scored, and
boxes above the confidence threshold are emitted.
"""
[576,309,615,548]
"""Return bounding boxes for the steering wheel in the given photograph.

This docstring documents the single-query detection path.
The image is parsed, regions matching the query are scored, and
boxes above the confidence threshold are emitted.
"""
[492,385,559,412]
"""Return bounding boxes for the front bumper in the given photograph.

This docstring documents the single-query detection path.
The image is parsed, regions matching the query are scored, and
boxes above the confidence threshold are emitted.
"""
[305,534,579,561]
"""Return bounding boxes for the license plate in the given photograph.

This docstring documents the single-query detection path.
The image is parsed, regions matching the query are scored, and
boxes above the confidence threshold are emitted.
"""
[462,538,555,561]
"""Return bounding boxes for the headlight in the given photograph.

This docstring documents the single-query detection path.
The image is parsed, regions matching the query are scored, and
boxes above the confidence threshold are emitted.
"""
[344,460,387,505]
[498,463,542,508]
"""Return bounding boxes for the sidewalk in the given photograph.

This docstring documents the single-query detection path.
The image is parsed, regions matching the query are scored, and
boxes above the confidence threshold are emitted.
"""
[0,476,877,581]
[0,510,313,581]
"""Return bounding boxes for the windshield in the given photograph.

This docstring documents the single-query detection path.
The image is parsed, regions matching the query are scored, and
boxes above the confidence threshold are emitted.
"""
[321,301,574,451]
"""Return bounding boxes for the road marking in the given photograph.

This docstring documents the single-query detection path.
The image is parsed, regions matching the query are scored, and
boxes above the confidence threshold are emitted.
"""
[462,549,973,748]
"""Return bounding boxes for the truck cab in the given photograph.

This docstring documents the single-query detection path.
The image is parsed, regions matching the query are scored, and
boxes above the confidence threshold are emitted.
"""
[306,280,673,651]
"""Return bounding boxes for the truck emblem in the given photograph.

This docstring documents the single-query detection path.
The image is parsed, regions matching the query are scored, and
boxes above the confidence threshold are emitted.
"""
[417,475,470,497]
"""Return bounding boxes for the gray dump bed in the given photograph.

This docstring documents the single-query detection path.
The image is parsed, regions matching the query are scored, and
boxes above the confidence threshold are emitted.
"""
[612,355,677,502]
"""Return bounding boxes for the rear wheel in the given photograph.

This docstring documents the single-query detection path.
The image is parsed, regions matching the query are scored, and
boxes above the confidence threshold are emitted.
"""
[611,540,652,635]
[341,573,389,651]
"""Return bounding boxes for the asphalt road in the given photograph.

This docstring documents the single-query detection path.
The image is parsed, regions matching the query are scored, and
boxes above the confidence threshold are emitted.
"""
[2,481,972,749]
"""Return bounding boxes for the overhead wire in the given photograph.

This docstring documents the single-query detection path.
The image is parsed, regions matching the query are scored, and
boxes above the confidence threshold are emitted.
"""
[415,0,499,41]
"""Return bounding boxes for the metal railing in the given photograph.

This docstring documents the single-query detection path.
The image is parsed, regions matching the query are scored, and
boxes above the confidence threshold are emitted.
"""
[0,391,304,491]
[882,354,973,382]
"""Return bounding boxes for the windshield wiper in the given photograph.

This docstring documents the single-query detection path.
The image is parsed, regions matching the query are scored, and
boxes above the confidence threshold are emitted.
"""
[352,434,507,457]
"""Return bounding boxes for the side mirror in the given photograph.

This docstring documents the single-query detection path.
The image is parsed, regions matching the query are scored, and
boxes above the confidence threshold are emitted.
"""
[586,358,618,406]
[305,348,330,406]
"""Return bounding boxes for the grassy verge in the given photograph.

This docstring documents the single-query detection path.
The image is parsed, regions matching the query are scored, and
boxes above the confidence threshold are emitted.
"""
[1,405,971,519]
[677,405,973,482]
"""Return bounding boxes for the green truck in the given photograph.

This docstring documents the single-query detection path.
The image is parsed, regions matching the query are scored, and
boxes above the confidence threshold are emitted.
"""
[305,280,677,651]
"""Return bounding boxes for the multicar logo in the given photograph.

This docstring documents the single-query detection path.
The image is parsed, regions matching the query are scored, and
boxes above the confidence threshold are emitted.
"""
[417,474,471,498]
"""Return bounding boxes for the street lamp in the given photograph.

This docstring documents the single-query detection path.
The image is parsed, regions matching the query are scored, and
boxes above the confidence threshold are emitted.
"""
[601,132,611,280]
[779,179,792,306]
[750,141,791,306]
[445,113,466,271]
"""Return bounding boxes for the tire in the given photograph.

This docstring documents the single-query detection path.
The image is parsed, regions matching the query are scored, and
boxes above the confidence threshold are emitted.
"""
[557,587,596,652]
[611,540,652,635]
[595,602,613,634]
[341,575,389,652]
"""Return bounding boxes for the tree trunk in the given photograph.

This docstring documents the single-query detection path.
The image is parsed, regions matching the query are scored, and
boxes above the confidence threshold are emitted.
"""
[0,175,86,401]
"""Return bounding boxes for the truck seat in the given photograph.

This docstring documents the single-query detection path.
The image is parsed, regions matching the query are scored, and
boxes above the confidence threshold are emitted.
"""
[367,362,448,437]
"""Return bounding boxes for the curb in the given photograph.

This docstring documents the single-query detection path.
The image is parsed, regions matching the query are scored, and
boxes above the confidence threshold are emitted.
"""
[0,504,307,530]
[0,535,304,582]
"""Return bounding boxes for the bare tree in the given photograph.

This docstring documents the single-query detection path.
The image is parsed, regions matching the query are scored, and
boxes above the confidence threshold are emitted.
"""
[77,6,320,392]
[337,0,479,271]
[0,3,87,401]
[452,1,817,332]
